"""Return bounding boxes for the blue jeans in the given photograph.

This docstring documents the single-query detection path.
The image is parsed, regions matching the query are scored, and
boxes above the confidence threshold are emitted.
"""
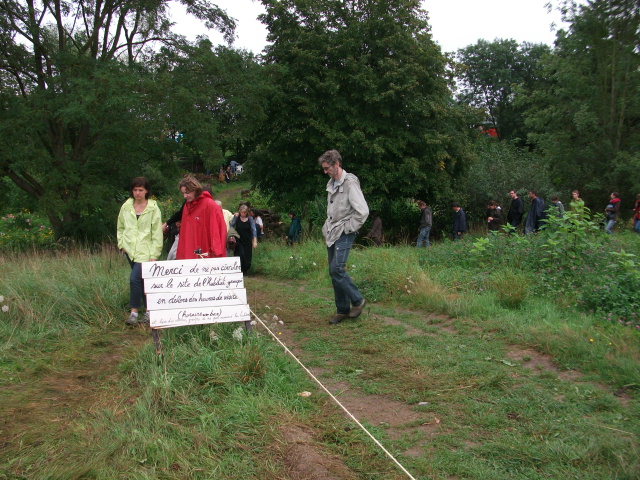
[327,232,364,315]
[605,219,616,234]
[634,219,640,233]
[126,254,146,309]
[416,227,431,247]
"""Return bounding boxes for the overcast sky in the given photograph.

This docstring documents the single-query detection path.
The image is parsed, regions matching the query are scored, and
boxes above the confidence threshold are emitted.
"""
[171,0,571,54]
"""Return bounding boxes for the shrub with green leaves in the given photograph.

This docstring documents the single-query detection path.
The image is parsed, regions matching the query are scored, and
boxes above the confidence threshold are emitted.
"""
[0,211,55,251]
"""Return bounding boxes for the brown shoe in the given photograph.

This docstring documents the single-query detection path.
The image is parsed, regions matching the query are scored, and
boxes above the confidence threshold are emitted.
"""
[329,313,348,325]
[348,299,366,318]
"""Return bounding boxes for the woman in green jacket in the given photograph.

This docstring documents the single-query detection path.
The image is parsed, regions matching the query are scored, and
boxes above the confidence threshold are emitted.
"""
[117,177,163,325]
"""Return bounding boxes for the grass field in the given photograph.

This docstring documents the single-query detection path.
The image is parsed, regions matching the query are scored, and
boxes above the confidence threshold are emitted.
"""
[1,183,639,479]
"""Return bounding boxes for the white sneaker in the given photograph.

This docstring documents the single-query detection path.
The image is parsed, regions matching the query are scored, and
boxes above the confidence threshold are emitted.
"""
[125,313,139,325]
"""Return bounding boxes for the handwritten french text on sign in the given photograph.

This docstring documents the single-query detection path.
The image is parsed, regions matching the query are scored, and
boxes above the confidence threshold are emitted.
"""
[149,305,250,329]
[146,288,247,311]
[142,257,241,278]
[144,273,244,293]
[142,257,248,329]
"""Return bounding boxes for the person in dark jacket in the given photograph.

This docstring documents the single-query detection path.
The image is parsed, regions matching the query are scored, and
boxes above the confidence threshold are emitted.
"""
[507,190,524,229]
[286,212,302,245]
[486,200,502,232]
[604,192,621,234]
[416,201,432,247]
[524,190,546,234]
[452,203,467,240]
[364,210,383,246]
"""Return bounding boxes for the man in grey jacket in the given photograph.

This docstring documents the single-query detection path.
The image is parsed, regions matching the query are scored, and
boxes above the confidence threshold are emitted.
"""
[319,150,369,325]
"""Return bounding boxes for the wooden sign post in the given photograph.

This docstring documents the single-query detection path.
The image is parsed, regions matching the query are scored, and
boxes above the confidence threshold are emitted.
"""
[142,257,250,353]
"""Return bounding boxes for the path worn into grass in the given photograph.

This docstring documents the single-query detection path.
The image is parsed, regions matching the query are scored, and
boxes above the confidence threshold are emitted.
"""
[2,271,635,479]
[246,275,637,479]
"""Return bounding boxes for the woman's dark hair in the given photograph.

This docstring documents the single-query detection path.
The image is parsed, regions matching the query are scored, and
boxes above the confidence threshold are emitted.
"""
[130,177,151,199]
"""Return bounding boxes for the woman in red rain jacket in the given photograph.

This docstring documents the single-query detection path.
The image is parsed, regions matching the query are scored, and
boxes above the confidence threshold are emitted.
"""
[176,177,227,259]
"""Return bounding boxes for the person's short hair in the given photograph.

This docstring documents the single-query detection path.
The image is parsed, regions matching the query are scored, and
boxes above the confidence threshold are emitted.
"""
[529,189,538,196]
[488,200,497,207]
[130,177,151,199]
[451,202,460,208]
[318,149,342,167]
[551,195,559,202]
[509,189,517,195]
[417,200,426,207]
[203,184,213,195]
[215,200,223,207]
[179,176,203,198]
[572,190,580,195]
[288,211,296,217]
[611,191,619,198]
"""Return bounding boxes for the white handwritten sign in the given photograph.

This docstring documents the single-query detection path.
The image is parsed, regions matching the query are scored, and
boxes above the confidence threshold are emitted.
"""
[142,257,250,329]
[146,288,247,311]
[150,305,251,328]
[145,273,244,293]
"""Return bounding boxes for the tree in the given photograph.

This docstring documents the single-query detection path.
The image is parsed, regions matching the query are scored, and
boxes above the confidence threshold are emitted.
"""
[154,40,270,174]
[455,39,550,143]
[251,0,473,232]
[523,0,640,207]
[0,0,234,239]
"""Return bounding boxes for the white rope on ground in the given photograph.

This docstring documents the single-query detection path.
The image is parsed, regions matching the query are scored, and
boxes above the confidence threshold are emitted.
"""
[177,255,417,479]
[249,308,418,480]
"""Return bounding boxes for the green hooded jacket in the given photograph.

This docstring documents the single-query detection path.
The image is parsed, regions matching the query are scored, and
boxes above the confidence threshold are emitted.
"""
[117,198,163,262]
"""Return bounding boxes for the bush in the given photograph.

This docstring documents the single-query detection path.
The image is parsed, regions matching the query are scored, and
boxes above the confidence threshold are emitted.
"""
[0,211,55,251]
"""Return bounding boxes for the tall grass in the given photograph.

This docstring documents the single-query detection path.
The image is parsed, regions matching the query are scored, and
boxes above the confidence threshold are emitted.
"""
[252,236,640,388]
[1,237,639,479]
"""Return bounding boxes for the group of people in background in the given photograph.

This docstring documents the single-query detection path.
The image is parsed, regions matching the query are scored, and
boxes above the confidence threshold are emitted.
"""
[117,175,260,326]
[116,164,640,327]
[411,188,638,248]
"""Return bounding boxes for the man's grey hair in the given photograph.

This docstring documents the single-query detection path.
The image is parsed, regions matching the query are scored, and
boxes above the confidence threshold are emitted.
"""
[215,200,222,207]
[318,149,342,166]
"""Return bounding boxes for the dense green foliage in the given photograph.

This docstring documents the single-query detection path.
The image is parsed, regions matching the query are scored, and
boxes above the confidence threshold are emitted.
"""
[251,0,473,217]
[1,0,638,243]
[0,0,235,240]
[455,39,550,143]
[522,0,640,206]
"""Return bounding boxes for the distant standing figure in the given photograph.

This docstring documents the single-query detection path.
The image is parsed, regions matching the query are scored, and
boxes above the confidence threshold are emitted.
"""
[569,190,585,214]
[486,200,502,232]
[524,190,546,234]
[604,192,621,234]
[416,200,432,247]
[117,177,163,326]
[633,194,640,234]
[550,195,565,217]
[286,212,302,245]
[214,200,234,232]
[253,212,264,241]
[319,150,369,325]
[364,210,383,246]
[452,203,467,240]
[230,204,258,273]
[507,190,524,228]
[218,167,225,184]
